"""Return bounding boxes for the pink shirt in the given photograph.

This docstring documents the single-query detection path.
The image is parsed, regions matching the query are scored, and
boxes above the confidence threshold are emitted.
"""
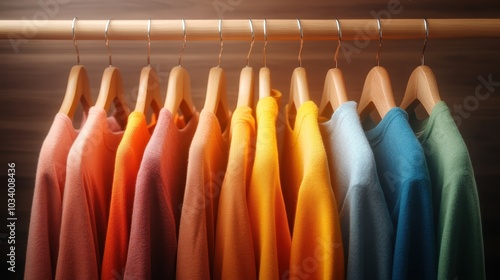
[25,113,82,280]
[176,110,230,280]
[124,109,199,279]
[56,107,124,280]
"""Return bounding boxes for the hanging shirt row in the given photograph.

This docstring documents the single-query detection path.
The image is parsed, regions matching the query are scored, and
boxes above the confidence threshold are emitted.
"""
[25,62,485,280]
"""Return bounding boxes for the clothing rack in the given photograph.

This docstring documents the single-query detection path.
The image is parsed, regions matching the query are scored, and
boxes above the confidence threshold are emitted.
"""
[1,19,500,41]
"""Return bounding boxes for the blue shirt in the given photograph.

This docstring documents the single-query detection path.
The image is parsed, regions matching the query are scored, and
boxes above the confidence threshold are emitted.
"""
[364,108,437,280]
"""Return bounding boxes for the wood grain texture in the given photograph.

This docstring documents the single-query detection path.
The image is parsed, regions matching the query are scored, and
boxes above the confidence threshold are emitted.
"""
[3,19,500,40]
[0,0,499,278]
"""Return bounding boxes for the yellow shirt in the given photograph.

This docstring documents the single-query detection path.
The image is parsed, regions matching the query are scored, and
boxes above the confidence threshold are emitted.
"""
[214,105,257,280]
[248,91,292,279]
[280,101,345,279]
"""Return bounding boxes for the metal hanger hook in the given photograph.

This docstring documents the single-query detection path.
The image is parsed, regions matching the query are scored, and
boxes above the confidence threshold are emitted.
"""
[147,18,151,66]
[262,19,268,67]
[421,18,428,66]
[72,17,80,64]
[105,19,112,66]
[217,19,223,67]
[178,19,187,66]
[376,17,382,66]
[246,19,255,67]
[334,18,342,68]
[297,18,304,67]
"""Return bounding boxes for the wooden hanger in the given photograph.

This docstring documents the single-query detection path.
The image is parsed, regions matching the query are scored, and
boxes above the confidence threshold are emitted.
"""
[203,19,230,131]
[59,18,92,118]
[164,19,196,121]
[135,19,162,117]
[236,66,255,108]
[259,67,271,99]
[58,65,92,118]
[134,65,162,117]
[400,65,441,114]
[319,19,348,118]
[319,68,349,117]
[288,67,311,116]
[236,19,255,108]
[357,66,396,119]
[259,19,271,99]
[94,19,129,128]
[164,66,196,122]
[288,19,310,116]
[357,18,396,120]
[400,20,441,115]
[204,66,230,132]
[94,66,130,128]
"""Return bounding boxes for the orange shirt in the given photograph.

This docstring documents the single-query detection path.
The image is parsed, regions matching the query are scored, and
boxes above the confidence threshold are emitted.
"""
[248,92,292,279]
[176,110,230,280]
[214,106,256,280]
[101,111,154,280]
[280,101,345,279]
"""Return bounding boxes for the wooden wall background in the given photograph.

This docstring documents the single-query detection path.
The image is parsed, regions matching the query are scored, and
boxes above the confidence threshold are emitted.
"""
[0,0,499,278]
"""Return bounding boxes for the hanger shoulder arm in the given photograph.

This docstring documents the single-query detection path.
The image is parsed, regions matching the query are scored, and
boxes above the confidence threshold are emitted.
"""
[401,65,441,114]
[319,68,348,116]
[358,66,396,119]
[164,66,195,121]
[258,67,271,99]
[95,66,130,127]
[204,67,230,130]
[95,67,118,111]
[58,65,92,118]
[289,67,310,114]
[204,67,224,114]
[135,66,162,116]
[236,66,255,108]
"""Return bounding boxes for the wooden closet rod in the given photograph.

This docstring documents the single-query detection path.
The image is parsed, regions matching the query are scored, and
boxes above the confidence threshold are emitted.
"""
[0,19,499,41]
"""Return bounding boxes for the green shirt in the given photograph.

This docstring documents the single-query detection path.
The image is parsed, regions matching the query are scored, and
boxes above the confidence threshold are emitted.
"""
[410,101,485,280]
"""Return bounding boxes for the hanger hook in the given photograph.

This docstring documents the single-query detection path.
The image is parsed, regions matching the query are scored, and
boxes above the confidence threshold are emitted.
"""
[72,17,80,64]
[421,18,428,66]
[297,18,303,67]
[334,18,342,68]
[147,18,151,66]
[376,17,382,66]
[105,19,112,66]
[262,19,268,67]
[217,19,223,67]
[246,19,255,67]
[178,19,187,66]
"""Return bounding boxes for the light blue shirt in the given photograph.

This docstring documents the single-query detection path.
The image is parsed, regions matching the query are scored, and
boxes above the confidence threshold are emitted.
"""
[319,101,394,280]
